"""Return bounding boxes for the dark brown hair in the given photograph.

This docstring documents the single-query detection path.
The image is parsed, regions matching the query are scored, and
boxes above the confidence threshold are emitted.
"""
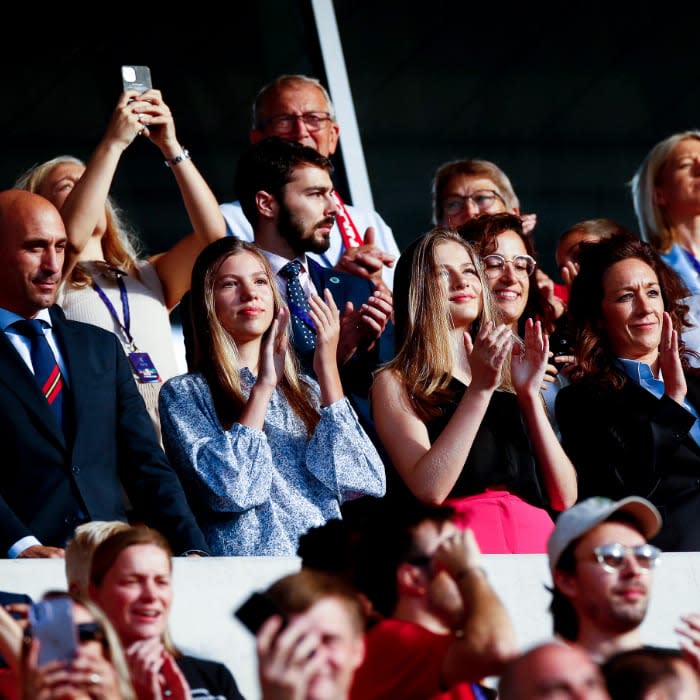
[457,212,557,335]
[567,233,698,388]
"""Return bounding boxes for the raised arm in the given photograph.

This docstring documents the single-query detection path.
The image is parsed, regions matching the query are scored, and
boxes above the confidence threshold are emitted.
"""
[60,89,226,309]
[60,91,144,277]
[433,529,517,684]
[370,323,511,504]
[511,318,577,510]
[140,90,226,308]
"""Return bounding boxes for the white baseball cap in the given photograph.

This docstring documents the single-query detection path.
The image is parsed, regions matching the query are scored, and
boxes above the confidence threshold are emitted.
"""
[547,496,662,574]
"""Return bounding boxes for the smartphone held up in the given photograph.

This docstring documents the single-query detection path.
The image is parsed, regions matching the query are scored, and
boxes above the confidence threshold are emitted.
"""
[28,597,78,666]
[234,592,287,636]
[121,65,152,94]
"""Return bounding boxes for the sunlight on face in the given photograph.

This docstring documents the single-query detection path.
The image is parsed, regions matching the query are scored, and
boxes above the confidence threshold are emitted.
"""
[213,251,275,345]
[488,230,529,328]
[434,240,483,329]
[36,162,85,211]
[600,258,663,364]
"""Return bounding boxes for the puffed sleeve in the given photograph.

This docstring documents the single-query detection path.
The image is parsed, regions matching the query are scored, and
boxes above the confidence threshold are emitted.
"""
[305,396,386,502]
[159,374,275,512]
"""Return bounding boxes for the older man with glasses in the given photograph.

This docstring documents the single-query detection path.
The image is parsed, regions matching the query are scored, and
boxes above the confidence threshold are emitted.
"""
[431,158,567,318]
[220,74,400,293]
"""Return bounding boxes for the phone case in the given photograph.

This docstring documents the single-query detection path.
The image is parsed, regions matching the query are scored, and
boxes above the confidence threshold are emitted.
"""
[29,598,78,666]
[121,65,152,94]
[234,592,286,635]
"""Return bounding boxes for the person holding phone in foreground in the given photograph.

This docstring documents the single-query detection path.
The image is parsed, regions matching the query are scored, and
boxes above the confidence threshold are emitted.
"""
[252,569,366,700]
[158,237,385,555]
[21,593,135,700]
[14,79,227,441]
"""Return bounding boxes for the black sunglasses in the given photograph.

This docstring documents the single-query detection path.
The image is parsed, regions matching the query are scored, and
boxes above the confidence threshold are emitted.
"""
[77,622,105,644]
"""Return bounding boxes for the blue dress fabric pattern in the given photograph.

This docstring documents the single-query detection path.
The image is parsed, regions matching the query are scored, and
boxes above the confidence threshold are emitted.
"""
[158,369,386,555]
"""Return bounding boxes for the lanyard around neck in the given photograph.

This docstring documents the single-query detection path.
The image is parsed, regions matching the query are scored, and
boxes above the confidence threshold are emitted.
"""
[91,275,135,349]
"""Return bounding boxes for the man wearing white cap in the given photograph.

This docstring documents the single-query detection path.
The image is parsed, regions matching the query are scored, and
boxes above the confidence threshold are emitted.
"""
[546,496,663,663]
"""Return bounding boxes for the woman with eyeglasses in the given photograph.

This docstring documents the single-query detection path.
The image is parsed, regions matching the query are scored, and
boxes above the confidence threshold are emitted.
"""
[458,212,568,426]
[20,594,136,700]
[457,213,558,340]
[370,227,576,554]
[431,159,533,231]
[431,158,568,318]
[88,526,245,700]
[555,233,700,551]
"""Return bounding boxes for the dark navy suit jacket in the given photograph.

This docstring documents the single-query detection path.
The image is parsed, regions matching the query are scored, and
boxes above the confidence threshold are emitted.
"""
[303,258,394,397]
[0,305,208,556]
[556,373,700,551]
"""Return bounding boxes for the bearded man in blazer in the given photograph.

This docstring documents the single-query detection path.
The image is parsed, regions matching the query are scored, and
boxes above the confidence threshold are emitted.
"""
[234,137,394,410]
[0,189,208,558]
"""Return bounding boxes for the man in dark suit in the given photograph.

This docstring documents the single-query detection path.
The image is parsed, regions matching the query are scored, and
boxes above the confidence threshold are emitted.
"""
[233,137,393,408]
[0,189,208,558]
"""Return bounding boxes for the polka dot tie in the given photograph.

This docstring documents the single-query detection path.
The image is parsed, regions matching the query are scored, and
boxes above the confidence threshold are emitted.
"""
[280,260,316,353]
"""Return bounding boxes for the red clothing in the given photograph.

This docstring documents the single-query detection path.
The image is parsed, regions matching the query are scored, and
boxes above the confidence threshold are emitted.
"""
[350,618,478,700]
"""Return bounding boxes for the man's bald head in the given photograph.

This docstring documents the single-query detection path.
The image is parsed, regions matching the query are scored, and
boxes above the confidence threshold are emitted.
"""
[0,189,66,318]
[499,641,610,700]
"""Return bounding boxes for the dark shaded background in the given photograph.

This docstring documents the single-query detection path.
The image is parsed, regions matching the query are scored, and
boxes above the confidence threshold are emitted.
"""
[3,3,700,288]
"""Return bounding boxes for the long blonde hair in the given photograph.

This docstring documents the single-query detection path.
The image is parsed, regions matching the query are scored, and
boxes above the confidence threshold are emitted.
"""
[14,155,142,284]
[76,597,137,700]
[190,237,320,433]
[387,227,509,421]
[31,592,136,700]
[630,131,700,253]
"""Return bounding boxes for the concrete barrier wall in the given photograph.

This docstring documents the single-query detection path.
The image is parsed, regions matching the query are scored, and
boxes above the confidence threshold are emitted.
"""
[3,552,699,700]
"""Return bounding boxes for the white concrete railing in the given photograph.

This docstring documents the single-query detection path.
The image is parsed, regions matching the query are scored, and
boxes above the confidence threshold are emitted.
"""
[3,552,699,700]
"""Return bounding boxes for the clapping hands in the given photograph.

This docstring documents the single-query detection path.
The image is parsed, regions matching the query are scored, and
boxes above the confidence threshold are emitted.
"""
[257,307,290,390]
[511,318,550,399]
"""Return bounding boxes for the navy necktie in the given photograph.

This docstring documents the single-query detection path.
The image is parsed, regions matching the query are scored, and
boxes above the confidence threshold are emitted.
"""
[280,260,316,353]
[13,319,64,427]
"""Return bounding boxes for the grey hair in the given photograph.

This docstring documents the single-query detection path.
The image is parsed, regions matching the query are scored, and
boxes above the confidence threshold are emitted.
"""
[252,74,336,129]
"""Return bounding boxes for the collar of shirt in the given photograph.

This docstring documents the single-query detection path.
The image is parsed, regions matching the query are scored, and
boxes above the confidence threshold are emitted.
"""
[617,357,664,397]
[261,250,319,298]
[0,306,53,332]
[0,306,69,385]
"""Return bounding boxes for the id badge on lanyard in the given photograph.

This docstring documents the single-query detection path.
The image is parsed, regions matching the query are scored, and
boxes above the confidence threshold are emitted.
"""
[92,274,161,384]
